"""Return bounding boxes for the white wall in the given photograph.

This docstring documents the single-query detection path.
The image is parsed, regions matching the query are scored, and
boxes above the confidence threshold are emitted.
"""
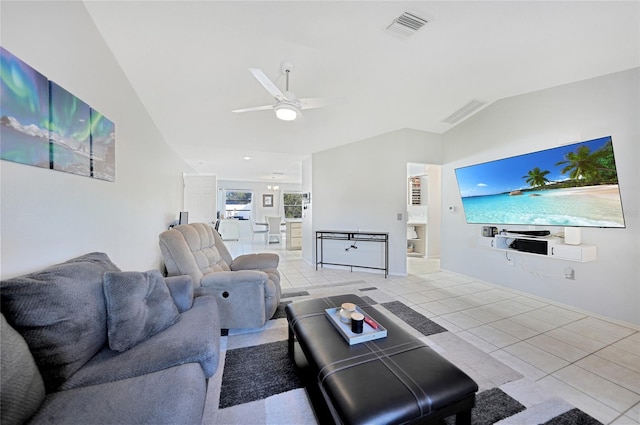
[310,128,443,275]
[0,1,193,277]
[441,68,640,325]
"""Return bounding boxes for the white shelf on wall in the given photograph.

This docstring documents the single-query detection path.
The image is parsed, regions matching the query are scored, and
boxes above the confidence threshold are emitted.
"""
[407,223,426,257]
[476,234,596,262]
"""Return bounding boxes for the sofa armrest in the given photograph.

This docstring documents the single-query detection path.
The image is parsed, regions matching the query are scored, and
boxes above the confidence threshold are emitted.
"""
[230,253,279,271]
[198,270,269,328]
[164,275,194,313]
[200,270,267,287]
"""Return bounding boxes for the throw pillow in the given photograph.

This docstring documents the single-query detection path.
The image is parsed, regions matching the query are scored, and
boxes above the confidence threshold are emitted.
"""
[0,252,120,392]
[103,270,180,352]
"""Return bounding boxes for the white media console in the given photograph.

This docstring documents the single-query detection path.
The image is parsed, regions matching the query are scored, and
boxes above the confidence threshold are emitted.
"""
[476,233,596,262]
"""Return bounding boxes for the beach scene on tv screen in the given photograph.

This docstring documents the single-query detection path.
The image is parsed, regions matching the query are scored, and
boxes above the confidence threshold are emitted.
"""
[455,136,625,228]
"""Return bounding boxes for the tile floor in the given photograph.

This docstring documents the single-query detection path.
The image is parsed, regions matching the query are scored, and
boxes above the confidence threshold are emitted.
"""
[225,237,640,425]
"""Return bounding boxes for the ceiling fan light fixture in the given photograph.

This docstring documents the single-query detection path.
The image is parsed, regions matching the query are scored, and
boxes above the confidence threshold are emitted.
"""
[274,103,300,121]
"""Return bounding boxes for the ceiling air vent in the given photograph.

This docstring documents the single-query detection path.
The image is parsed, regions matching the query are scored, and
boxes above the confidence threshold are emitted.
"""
[441,99,487,125]
[386,12,428,38]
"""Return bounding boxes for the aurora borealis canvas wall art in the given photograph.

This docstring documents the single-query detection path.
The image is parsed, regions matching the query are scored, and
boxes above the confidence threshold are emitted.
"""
[0,46,115,181]
[50,81,91,177]
[90,110,115,181]
[0,46,50,169]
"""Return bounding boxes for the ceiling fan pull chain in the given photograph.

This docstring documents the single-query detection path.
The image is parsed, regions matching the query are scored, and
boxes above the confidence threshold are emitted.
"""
[285,69,290,91]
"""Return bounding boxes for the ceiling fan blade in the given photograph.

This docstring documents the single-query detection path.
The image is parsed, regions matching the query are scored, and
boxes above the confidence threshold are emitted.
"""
[249,68,287,102]
[299,97,347,110]
[232,104,274,113]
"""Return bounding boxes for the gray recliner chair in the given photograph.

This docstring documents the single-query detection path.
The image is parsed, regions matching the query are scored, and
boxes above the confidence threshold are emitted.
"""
[159,223,281,329]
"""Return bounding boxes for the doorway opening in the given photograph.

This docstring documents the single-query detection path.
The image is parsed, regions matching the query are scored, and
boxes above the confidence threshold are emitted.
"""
[406,163,442,275]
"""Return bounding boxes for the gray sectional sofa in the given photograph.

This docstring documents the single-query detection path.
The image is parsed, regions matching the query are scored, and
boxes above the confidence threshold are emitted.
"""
[0,252,220,425]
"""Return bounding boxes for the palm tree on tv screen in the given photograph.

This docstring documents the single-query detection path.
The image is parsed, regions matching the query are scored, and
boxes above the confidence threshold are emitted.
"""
[522,167,551,188]
[555,143,616,186]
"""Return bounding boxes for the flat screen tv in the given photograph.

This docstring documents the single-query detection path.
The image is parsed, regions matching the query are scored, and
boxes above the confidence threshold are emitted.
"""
[454,136,625,228]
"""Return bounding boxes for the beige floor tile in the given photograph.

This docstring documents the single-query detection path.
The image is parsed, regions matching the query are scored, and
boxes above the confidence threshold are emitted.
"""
[485,303,529,320]
[491,298,539,316]
[468,324,521,348]
[490,318,540,340]
[491,350,548,381]
[503,341,569,374]
[457,330,499,353]
[520,308,567,328]
[528,334,590,362]
[439,297,474,312]
[538,304,586,322]
[611,414,640,425]
[455,293,491,307]
[596,345,640,374]
[562,317,636,345]
[619,403,640,425]
[421,288,456,301]
[440,311,484,330]
[537,375,621,425]
[510,312,559,333]
[511,295,549,309]
[552,364,640,414]
[429,316,462,333]
[626,332,640,342]
[577,355,640,394]
[399,291,432,305]
[461,306,503,324]
[473,288,517,303]
[613,333,640,356]
[419,300,459,315]
[546,327,608,353]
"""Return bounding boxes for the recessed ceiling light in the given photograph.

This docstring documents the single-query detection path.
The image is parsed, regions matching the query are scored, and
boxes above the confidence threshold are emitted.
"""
[243,156,251,160]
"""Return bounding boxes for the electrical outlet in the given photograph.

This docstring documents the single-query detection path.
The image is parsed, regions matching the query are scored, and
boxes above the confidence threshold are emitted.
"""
[564,267,575,280]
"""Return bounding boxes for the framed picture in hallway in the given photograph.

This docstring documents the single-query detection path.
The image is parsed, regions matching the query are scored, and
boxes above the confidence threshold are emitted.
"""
[263,194,273,207]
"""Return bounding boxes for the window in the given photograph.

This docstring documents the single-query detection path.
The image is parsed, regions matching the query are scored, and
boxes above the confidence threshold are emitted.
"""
[225,190,252,219]
[283,192,302,219]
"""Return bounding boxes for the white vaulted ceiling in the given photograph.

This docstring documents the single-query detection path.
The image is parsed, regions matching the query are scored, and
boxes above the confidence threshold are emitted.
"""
[83,1,639,183]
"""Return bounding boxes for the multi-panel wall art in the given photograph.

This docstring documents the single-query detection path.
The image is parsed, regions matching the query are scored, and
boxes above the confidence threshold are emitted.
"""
[0,46,115,181]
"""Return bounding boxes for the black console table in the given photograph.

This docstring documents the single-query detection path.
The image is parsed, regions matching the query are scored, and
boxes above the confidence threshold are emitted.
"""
[315,230,389,278]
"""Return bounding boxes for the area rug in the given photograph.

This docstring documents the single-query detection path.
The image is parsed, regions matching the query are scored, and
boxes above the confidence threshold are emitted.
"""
[381,300,448,336]
[218,340,302,409]
[212,287,603,425]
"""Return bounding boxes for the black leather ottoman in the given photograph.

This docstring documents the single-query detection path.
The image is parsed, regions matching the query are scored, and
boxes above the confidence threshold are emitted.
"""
[285,294,478,425]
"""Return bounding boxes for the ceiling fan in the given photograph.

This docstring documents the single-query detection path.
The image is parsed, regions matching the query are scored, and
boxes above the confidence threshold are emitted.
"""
[232,61,337,121]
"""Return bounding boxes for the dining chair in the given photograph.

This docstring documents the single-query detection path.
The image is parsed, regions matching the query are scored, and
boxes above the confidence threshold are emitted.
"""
[266,216,282,244]
[251,220,268,244]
